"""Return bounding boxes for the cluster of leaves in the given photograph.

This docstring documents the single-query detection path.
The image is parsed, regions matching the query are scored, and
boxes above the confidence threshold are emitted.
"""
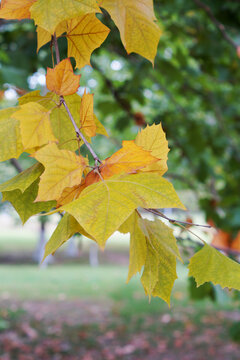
[0,0,240,304]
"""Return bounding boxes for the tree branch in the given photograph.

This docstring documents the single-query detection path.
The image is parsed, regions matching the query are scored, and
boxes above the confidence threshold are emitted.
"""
[10,159,23,173]
[53,33,60,64]
[91,59,136,119]
[193,0,238,50]
[52,34,101,165]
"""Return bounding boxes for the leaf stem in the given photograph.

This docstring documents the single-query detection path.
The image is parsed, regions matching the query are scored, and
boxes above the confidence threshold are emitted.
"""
[52,34,101,165]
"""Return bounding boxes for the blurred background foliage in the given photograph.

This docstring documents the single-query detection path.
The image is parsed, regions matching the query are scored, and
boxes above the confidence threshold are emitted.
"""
[0,0,240,235]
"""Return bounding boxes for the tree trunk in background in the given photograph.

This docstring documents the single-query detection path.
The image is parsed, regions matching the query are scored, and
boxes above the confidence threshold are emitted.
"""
[66,236,79,257]
[89,243,99,267]
[33,220,53,267]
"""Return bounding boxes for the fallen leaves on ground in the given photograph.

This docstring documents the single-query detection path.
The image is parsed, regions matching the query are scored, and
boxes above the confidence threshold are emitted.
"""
[0,298,239,360]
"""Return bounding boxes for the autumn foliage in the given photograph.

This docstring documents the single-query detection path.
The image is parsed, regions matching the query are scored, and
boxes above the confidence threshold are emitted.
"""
[0,0,239,304]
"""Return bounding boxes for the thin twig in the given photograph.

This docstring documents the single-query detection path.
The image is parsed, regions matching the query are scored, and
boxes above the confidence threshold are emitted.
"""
[52,34,101,165]
[193,0,238,50]
[145,208,211,228]
[61,97,101,164]
[146,208,240,256]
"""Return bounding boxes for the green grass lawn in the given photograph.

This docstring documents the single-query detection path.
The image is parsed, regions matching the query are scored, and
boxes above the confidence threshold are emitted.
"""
[0,263,235,313]
[0,230,36,253]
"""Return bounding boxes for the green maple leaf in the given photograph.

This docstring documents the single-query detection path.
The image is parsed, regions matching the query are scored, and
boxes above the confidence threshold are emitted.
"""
[188,243,240,291]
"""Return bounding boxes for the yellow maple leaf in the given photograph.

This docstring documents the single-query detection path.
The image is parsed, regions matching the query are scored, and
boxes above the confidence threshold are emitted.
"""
[79,90,96,137]
[119,211,147,283]
[61,172,185,247]
[94,114,108,137]
[100,0,162,64]
[140,219,182,304]
[33,143,87,201]
[19,91,82,151]
[30,0,100,34]
[66,14,110,69]
[36,22,67,52]
[0,107,23,162]
[11,102,57,150]
[19,91,108,151]
[135,123,169,175]
[0,0,36,20]
[46,58,81,96]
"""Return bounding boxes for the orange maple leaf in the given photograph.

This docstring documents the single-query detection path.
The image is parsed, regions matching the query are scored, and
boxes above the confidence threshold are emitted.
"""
[231,231,240,252]
[237,46,240,59]
[46,58,80,96]
[211,229,231,251]
[57,184,84,208]
[0,0,36,20]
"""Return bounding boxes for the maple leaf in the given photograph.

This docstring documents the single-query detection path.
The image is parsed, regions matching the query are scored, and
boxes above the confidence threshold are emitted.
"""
[79,90,96,137]
[0,107,23,162]
[19,91,108,151]
[83,140,159,188]
[119,211,147,283]
[33,143,87,202]
[30,0,100,34]
[19,91,81,151]
[0,163,44,193]
[2,179,55,224]
[100,140,158,178]
[94,114,108,137]
[188,243,240,290]
[140,219,182,304]
[18,90,51,106]
[231,231,240,252]
[56,184,84,208]
[135,123,169,175]
[61,172,185,247]
[0,0,36,20]
[43,213,96,261]
[36,22,67,52]
[46,58,81,96]
[11,102,57,150]
[99,0,162,64]
[66,14,110,69]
